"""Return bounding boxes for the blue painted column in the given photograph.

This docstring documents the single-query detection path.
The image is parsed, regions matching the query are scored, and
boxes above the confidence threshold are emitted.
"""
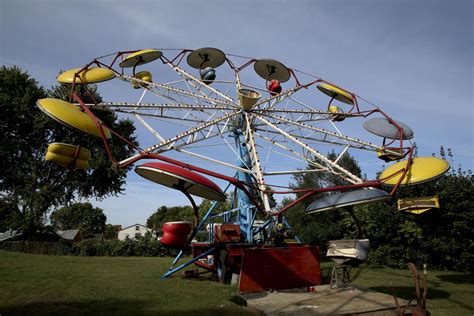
[232,123,255,243]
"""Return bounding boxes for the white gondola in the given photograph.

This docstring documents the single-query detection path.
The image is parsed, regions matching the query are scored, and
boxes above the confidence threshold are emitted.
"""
[327,239,370,265]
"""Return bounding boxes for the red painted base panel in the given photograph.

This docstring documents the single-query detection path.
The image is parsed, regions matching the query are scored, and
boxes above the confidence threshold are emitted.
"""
[239,246,321,293]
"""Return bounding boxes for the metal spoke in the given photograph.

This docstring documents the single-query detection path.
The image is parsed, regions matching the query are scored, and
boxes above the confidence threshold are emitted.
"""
[253,130,329,172]
[252,113,363,184]
[260,112,380,151]
[244,113,271,212]
[119,110,240,165]
[118,74,236,107]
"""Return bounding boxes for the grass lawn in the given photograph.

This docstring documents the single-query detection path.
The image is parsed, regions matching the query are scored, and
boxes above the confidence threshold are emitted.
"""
[0,251,251,315]
[1,251,473,315]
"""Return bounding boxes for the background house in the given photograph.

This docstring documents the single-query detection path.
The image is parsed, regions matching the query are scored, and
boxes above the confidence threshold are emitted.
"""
[56,229,83,242]
[0,229,23,242]
[118,224,154,240]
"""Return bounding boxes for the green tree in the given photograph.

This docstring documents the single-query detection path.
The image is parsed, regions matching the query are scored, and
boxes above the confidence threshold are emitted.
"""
[50,202,106,237]
[0,199,22,232]
[146,198,231,232]
[285,151,363,248]
[103,224,120,240]
[0,66,137,236]
[197,198,231,222]
[146,205,194,232]
[364,148,473,271]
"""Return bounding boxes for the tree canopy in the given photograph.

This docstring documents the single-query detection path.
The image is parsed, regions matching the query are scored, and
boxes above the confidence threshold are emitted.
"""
[285,151,363,246]
[50,202,106,237]
[146,198,231,232]
[362,149,473,271]
[0,66,137,234]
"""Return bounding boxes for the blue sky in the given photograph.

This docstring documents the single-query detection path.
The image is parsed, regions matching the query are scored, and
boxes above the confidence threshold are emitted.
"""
[1,0,472,226]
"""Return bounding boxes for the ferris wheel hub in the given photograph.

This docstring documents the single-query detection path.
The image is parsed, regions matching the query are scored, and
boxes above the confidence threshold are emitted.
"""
[238,88,261,110]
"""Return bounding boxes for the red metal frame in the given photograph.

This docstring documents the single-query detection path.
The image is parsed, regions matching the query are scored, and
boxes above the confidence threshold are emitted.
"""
[137,162,225,198]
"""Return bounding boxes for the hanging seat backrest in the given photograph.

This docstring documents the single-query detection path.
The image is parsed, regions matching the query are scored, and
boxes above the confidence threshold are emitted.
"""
[398,196,440,213]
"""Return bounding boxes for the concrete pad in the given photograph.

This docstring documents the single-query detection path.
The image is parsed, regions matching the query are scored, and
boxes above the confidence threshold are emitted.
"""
[240,284,412,315]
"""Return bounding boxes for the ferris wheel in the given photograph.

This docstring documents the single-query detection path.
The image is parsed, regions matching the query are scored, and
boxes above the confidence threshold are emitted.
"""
[36,47,449,286]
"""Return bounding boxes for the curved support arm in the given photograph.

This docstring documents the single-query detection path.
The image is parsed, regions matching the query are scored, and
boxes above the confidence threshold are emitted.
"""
[347,206,364,239]
[181,189,199,228]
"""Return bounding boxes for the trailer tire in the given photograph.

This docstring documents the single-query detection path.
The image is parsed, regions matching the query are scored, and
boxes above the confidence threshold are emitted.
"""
[217,250,231,284]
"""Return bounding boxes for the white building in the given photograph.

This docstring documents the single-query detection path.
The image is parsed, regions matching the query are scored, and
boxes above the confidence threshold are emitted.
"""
[118,224,154,240]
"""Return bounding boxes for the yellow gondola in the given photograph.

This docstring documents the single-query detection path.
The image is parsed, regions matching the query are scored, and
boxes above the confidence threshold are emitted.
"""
[119,49,162,68]
[45,143,91,170]
[317,83,353,105]
[379,157,449,186]
[328,105,345,122]
[36,98,112,139]
[57,67,116,84]
[131,71,153,89]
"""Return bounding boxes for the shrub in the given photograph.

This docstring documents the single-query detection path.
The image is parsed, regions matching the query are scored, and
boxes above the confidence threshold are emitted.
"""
[0,241,72,255]
[70,233,176,257]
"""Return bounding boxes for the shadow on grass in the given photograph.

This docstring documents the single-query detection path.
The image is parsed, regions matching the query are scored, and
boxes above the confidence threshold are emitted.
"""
[180,269,217,282]
[320,264,368,284]
[230,295,248,306]
[349,264,368,282]
[371,286,474,312]
[2,299,149,316]
[320,267,332,284]
[1,299,252,316]
[369,286,450,301]
[436,273,474,284]
[349,266,445,288]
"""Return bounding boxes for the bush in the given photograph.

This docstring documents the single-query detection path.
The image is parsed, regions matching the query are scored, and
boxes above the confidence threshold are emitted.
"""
[1,233,178,257]
[0,241,72,255]
[368,244,422,269]
[71,233,176,257]
[72,239,101,256]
